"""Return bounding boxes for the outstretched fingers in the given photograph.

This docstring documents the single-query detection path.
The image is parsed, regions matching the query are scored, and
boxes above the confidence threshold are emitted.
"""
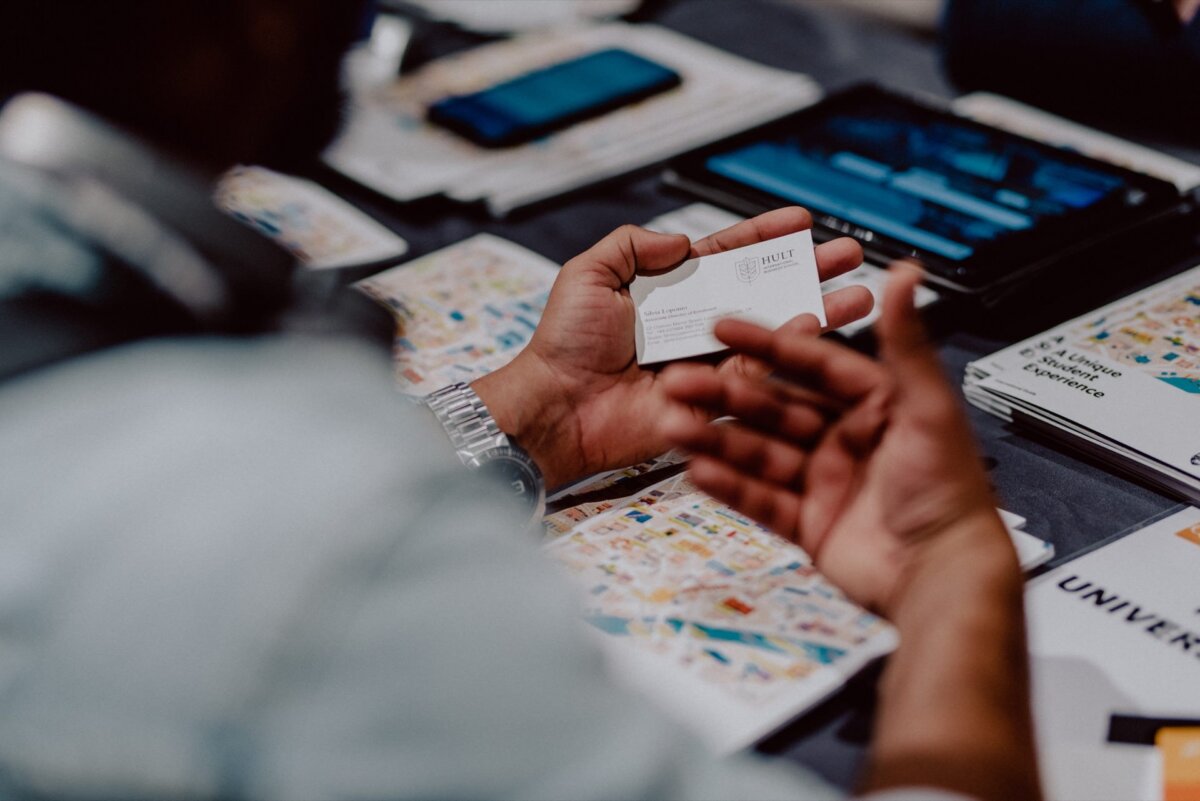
[661,409,811,487]
[821,284,874,333]
[662,363,832,442]
[713,318,887,404]
[687,456,804,540]
[876,263,962,426]
[689,207,812,258]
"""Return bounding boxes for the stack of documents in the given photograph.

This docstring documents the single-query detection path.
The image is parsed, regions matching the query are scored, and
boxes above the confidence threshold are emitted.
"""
[323,23,820,216]
[964,265,1200,504]
[999,508,1056,572]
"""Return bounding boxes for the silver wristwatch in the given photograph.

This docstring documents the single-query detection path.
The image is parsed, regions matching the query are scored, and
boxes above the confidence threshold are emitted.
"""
[425,382,546,522]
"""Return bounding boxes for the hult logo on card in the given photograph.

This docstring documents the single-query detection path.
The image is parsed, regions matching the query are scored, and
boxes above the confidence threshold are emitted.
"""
[735,256,760,284]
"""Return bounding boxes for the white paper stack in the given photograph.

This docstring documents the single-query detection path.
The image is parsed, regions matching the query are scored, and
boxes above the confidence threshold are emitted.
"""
[323,24,821,216]
[964,266,1200,504]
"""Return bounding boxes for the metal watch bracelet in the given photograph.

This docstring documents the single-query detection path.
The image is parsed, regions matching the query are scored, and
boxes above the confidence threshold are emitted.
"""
[425,382,510,464]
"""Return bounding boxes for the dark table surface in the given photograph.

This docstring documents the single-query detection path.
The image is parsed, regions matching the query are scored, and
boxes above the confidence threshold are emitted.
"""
[325,0,1200,788]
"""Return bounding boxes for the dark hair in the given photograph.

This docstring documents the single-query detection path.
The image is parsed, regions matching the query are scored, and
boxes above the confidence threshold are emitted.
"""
[1,4,235,125]
[0,1,365,167]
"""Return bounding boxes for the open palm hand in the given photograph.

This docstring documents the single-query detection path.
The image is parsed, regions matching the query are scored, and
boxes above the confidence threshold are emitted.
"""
[474,207,872,487]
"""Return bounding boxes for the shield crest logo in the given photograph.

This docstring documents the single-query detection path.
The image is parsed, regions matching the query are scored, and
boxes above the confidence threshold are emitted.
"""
[735,257,761,284]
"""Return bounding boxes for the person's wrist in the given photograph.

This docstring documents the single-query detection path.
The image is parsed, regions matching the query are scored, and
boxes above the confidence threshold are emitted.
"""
[471,350,578,488]
[884,507,1023,624]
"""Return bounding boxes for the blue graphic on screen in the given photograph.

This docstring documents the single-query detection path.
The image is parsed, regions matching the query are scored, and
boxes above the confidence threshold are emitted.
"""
[706,103,1127,261]
[436,49,677,141]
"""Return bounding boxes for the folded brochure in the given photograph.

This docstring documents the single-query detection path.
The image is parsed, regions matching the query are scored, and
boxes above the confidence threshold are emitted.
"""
[964,265,1200,503]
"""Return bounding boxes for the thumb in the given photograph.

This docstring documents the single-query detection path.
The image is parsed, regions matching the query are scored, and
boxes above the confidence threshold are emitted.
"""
[877,262,946,396]
[562,225,690,288]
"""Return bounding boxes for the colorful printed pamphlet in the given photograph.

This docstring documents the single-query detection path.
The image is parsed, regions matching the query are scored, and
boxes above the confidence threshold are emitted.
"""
[356,234,556,396]
[544,465,897,754]
[543,452,1050,754]
[215,165,408,269]
[965,264,1200,503]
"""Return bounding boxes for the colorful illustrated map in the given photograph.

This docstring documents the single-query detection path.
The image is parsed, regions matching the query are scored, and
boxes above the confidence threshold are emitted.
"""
[544,471,894,709]
[215,165,408,269]
[543,450,689,539]
[356,234,557,396]
[1064,275,1200,394]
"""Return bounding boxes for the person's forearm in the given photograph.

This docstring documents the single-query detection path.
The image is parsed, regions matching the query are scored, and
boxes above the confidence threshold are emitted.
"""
[861,513,1041,801]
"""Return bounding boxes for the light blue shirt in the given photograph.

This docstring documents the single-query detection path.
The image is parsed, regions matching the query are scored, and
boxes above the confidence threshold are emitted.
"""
[0,333,852,799]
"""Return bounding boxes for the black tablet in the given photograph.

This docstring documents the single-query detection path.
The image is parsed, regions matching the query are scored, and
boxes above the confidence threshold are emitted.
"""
[664,85,1188,295]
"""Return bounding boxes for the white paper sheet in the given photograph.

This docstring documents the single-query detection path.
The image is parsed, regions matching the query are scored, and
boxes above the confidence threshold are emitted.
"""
[1025,506,1200,800]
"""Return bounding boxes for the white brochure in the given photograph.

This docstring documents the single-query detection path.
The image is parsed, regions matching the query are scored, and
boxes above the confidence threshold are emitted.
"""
[631,230,825,365]
[1025,506,1200,800]
[964,264,1200,502]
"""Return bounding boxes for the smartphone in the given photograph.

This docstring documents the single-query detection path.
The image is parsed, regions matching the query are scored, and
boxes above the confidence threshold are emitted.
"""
[427,48,682,148]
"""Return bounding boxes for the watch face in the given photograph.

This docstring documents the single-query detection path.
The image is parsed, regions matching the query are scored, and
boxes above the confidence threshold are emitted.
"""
[471,446,546,520]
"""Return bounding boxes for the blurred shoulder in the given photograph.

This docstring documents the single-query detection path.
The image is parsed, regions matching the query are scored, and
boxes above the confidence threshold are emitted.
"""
[0,332,465,563]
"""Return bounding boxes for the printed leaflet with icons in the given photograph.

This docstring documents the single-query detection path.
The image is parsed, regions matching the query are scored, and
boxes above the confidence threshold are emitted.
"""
[215,165,408,269]
[543,456,897,755]
[965,264,1200,504]
[355,234,556,397]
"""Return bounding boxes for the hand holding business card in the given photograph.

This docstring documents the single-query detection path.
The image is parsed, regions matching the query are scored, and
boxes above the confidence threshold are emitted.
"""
[631,229,825,364]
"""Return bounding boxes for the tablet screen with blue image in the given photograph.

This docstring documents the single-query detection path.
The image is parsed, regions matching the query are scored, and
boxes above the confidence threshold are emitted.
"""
[668,85,1182,294]
[705,96,1128,262]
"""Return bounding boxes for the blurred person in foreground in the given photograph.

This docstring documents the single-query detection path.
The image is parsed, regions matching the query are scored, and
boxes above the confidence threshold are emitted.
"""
[0,2,1038,800]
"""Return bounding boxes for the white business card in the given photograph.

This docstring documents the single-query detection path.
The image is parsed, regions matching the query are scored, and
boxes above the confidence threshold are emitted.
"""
[631,229,825,364]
